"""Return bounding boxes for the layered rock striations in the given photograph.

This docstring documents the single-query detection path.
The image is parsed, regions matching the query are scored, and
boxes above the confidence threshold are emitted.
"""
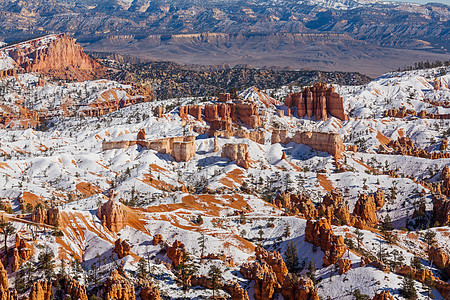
[0,34,105,81]
[285,83,347,121]
[272,130,345,159]
[222,143,250,169]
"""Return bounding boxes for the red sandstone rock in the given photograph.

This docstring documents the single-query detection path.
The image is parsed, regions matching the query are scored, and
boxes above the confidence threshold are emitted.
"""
[166,240,185,267]
[172,140,196,162]
[353,193,378,227]
[304,219,346,266]
[432,194,450,226]
[137,129,146,140]
[338,258,351,275]
[114,239,131,259]
[346,145,358,152]
[31,206,61,226]
[103,270,135,300]
[152,234,163,246]
[97,195,127,233]
[0,260,8,290]
[0,34,105,81]
[222,143,250,169]
[139,279,161,300]
[285,83,347,121]
[61,275,88,300]
[27,280,52,300]
[372,290,394,300]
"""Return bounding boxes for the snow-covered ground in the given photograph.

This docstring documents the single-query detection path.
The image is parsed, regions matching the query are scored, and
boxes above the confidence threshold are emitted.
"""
[0,66,449,299]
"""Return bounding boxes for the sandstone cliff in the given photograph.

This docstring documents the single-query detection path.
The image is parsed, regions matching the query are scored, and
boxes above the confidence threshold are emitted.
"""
[222,143,250,169]
[0,34,106,81]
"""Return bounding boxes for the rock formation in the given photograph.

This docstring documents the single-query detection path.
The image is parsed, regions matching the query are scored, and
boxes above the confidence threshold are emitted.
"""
[114,239,131,259]
[304,218,346,266]
[338,258,351,275]
[353,193,378,227]
[271,130,345,159]
[137,129,146,140]
[166,240,185,267]
[152,234,163,246]
[97,196,127,232]
[222,143,250,169]
[372,291,394,300]
[25,280,52,300]
[31,206,61,227]
[284,83,347,121]
[380,136,450,159]
[139,279,161,300]
[429,246,450,276]
[60,275,88,300]
[241,246,319,300]
[103,270,135,300]
[432,194,450,226]
[0,34,105,81]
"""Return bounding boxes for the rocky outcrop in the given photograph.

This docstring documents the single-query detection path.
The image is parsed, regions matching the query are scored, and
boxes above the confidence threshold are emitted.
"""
[305,218,346,266]
[25,280,52,300]
[0,260,8,290]
[139,279,160,300]
[31,206,61,227]
[97,196,127,233]
[152,234,163,246]
[241,246,319,300]
[353,193,378,227]
[222,143,250,169]
[372,291,394,300]
[166,240,185,267]
[285,83,347,121]
[172,140,196,162]
[60,275,88,300]
[0,34,105,81]
[272,130,345,159]
[114,239,131,259]
[380,136,450,159]
[432,194,450,226]
[429,246,450,276]
[15,234,32,262]
[240,261,278,300]
[137,129,146,140]
[338,259,351,275]
[103,270,135,300]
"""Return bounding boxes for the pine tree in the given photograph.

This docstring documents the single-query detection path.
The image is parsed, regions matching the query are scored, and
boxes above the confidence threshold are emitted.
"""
[355,228,364,250]
[208,265,223,299]
[137,258,149,279]
[400,275,417,299]
[0,219,15,256]
[306,260,317,284]
[284,241,299,272]
[411,256,422,270]
[198,233,206,258]
[381,214,393,231]
[423,230,436,250]
[175,250,198,291]
[283,224,291,239]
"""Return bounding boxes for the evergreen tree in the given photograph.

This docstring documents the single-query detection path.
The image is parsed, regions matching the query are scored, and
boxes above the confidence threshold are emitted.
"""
[137,258,149,279]
[198,233,206,258]
[38,245,55,281]
[400,275,417,299]
[306,260,317,284]
[174,250,198,291]
[283,224,291,239]
[381,214,393,231]
[0,219,15,255]
[208,265,223,299]
[411,256,422,270]
[355,228,364,250]
[284,241,299,272]
[423,230,436,250]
